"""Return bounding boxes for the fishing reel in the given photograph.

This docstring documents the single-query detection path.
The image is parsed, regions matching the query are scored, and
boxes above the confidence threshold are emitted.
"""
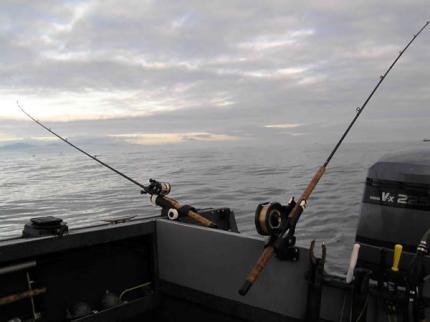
[255,198,296,236]
[255,198,301,261]
[141,179,171,196]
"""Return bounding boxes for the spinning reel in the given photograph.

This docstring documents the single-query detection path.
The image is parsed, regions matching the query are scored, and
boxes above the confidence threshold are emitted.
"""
[141,179,171,196]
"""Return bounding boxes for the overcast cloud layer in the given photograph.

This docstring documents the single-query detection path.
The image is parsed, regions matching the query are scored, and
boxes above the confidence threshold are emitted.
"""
[0,1,429,145]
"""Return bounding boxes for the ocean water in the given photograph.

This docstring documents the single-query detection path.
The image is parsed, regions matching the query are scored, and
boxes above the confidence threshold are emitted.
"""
[0,140,427,274]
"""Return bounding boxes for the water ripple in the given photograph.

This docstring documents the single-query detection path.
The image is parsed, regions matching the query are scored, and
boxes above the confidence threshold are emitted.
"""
[0,141,424,273]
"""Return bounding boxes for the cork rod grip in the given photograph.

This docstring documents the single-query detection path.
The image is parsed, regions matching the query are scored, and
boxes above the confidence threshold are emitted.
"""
[239,246,274,295]
[160,196,217,228]
[288,165,326,221]
[0,288,47,306]
[302,165,326,200]
[188,209,218,228]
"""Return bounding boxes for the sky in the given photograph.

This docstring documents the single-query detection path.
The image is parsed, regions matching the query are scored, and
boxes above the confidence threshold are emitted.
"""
[0,1,429,146]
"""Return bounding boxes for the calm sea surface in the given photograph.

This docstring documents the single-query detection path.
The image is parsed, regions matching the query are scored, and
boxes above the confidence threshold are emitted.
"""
[0,140,427,273]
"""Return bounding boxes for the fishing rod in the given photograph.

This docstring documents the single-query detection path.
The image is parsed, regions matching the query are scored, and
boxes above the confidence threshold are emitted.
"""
[17,103,217,228]
[239,21,430,296]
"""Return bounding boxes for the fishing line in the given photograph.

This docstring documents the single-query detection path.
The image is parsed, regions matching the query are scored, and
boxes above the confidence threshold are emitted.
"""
[17,102,148,191]
[17,102,218,228]
[239,21,430,296]
[324,20,430,167]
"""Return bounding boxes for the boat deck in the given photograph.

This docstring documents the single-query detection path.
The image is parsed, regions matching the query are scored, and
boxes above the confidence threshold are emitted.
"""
[0,217,428,321]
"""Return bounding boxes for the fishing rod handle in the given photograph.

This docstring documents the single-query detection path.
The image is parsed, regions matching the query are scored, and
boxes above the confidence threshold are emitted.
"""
[288,165,326,221]
[158,196,218,228]
[299,165,326,202]
[391,244,403,272]
[188,210,218,228]
[0,287,47,305]
[346,243,360,283]
[238,246,274,296]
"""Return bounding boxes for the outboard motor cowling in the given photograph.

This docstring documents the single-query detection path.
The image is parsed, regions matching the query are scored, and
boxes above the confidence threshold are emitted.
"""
[356,150,430,268]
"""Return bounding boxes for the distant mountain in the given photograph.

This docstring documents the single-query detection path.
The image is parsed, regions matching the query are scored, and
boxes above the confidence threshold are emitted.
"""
[0,142,36,151]
[0,137,136,154]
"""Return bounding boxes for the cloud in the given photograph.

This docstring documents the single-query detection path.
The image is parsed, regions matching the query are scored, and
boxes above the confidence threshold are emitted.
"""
[0,133,22,142]
[29,136,60,142]
[238,29,315,51]
[264,123,304,129]
[0,1,429,144]
[109,132,240,145]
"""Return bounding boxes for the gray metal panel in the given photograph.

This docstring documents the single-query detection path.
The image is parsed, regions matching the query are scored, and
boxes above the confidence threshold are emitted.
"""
[156,219,310,319]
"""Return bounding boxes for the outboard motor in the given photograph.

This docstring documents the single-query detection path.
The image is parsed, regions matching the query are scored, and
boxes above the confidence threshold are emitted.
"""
[355,149,430,270]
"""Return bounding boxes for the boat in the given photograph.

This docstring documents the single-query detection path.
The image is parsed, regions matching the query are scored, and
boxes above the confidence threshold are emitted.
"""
[0,149,429,322]
[2,20,429,322]
[423,139,430,142]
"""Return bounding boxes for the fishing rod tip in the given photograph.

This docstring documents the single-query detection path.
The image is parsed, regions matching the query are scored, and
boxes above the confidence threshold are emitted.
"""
[16,100,24,111]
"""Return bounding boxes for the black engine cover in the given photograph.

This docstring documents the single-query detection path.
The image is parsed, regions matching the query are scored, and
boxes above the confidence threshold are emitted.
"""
[355,149,430,269]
